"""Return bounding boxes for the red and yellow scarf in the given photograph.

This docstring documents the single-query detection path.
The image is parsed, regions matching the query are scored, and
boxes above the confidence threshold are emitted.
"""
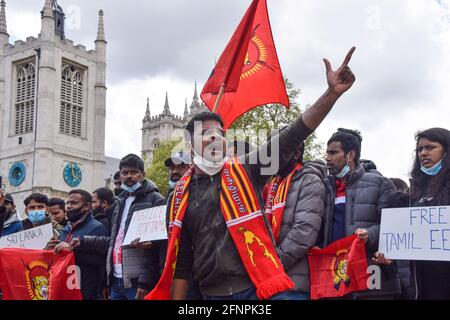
[264,163,303,243]
[146,158,294,300]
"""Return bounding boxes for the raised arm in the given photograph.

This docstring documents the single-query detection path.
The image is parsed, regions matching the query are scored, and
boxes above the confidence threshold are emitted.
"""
[302,47,356,131]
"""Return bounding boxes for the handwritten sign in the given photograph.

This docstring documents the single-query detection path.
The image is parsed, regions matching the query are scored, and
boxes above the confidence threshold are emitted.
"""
[379,206,450,261]
[123,206,168,246]
[0,224,53,250]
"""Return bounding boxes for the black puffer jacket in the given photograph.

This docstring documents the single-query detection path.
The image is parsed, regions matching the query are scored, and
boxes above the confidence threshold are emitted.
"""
[77,179,165,290]
[321,165,402,298]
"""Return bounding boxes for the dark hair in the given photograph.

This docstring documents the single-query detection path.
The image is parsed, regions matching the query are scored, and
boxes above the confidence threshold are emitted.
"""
[185,112,224,137]
[385,191,410,208]
[69,189,93,204]
[48,198,66,211]
[327,128,362,163]
[119,154,145,172]
[93,187,115,206]
[24,193,49,207]
[389,178,409,194]
[410,127,450,203]
[113,171,121,180]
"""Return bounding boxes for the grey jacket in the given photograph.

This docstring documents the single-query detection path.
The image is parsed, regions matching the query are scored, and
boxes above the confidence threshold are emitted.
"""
[79,179,165,290]
[321,165,402,298]
[276,160,327,293]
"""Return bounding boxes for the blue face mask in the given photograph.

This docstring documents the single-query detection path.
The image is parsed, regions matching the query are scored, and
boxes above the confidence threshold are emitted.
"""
[421,156,445,176]
[28,210,47,224]
[121,182,142,193]
[336,164,350,179]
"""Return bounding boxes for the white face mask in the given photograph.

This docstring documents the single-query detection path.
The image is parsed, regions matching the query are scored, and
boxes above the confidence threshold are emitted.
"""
[193,150,228,176]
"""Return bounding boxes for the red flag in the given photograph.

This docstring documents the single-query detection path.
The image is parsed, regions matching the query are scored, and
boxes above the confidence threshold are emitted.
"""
[308,235,369,300]
[0,249,82,300]
[201,0,289,128]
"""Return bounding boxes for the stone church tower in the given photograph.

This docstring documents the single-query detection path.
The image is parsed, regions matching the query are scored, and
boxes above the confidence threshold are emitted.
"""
[0,0,107,213]
[142,82,208,163]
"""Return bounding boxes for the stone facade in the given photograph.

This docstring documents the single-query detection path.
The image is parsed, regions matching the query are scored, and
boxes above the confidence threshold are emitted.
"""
[141,82,208,163]
[0,1,107,215]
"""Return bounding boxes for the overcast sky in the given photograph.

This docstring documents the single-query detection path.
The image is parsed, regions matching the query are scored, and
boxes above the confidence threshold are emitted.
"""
[6,0,450,182]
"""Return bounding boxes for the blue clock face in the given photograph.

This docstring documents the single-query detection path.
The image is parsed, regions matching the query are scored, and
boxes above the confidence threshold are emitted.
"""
[9,162,26,187]
[63,163,82,187]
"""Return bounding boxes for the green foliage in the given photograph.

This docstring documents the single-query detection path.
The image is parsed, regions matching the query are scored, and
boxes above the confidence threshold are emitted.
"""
[229,78,324,161]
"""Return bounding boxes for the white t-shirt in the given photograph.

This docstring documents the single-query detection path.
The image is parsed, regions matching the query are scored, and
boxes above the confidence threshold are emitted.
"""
[112,196,136,278]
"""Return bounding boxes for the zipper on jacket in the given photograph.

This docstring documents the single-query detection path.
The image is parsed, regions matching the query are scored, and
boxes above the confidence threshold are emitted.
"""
[212,175,233,296]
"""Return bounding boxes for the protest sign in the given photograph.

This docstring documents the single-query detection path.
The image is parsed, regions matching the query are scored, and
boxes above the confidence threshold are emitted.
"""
[0,223,53,250]
[379,206,450,261]
[123,206,167,246]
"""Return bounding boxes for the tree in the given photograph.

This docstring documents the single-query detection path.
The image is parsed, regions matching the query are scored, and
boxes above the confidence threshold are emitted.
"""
[229,78,323,161]
[145,139,183,196]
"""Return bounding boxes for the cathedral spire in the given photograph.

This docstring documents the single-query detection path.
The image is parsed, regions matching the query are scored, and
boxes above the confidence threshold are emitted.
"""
[96,9,106,42]
[145,97,151,119]
[193,81,199,101]
[42,0,53,18]
[0,0,8,36]
[184,98,189,119]
[163,92,171,115]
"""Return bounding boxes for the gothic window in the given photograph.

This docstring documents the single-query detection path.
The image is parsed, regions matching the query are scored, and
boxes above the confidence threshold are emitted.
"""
[14,62,36,135]
[60,63,84,137]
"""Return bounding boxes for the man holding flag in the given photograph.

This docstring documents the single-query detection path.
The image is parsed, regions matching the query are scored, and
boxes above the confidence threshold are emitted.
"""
[146,0,357,301]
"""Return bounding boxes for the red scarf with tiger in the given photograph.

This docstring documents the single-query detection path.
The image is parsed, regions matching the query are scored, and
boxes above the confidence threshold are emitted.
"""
[145,158,294,300]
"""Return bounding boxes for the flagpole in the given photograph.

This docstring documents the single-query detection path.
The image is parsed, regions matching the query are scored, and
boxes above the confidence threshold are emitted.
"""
[212,83,226,113]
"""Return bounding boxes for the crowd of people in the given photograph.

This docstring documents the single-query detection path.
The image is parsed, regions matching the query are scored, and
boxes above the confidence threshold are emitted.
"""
[1,48,449,300]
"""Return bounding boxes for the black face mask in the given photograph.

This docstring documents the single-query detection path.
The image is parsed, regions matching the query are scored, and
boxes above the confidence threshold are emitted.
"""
[66,207,87,223]
[92,206,104,216]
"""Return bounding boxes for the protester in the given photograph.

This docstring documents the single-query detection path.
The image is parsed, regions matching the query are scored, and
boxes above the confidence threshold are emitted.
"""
[265,143,327,300]
[0,194,23,237]
[113,171,122,196]
[409,128,450,300]
[92,187,116,232]
[69,154,165,300]
[46,190,108,300]
[389,178,410,194]
[148,47,357,301]
[320,128,401,299]
[22,193,60,238]
[48,197,68,229]
[164,151,191,198]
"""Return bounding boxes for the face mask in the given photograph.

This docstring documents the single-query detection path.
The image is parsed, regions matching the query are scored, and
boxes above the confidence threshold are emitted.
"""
[421,154,446,176]
[334,154,351,179]
[66,207,86,223]
[28,210,46,224]
[121,182,142,193]
[92,206,104,216]
[193,150,227,176]
[168,180,177,189]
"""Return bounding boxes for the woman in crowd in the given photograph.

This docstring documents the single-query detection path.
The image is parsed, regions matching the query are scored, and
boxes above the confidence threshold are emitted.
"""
[410,127,450,299]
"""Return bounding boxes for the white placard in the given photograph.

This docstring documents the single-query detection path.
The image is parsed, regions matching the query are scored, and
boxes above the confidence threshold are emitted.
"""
[379,206,450,261]
[122,206,168,246]
[0,223,54,250]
